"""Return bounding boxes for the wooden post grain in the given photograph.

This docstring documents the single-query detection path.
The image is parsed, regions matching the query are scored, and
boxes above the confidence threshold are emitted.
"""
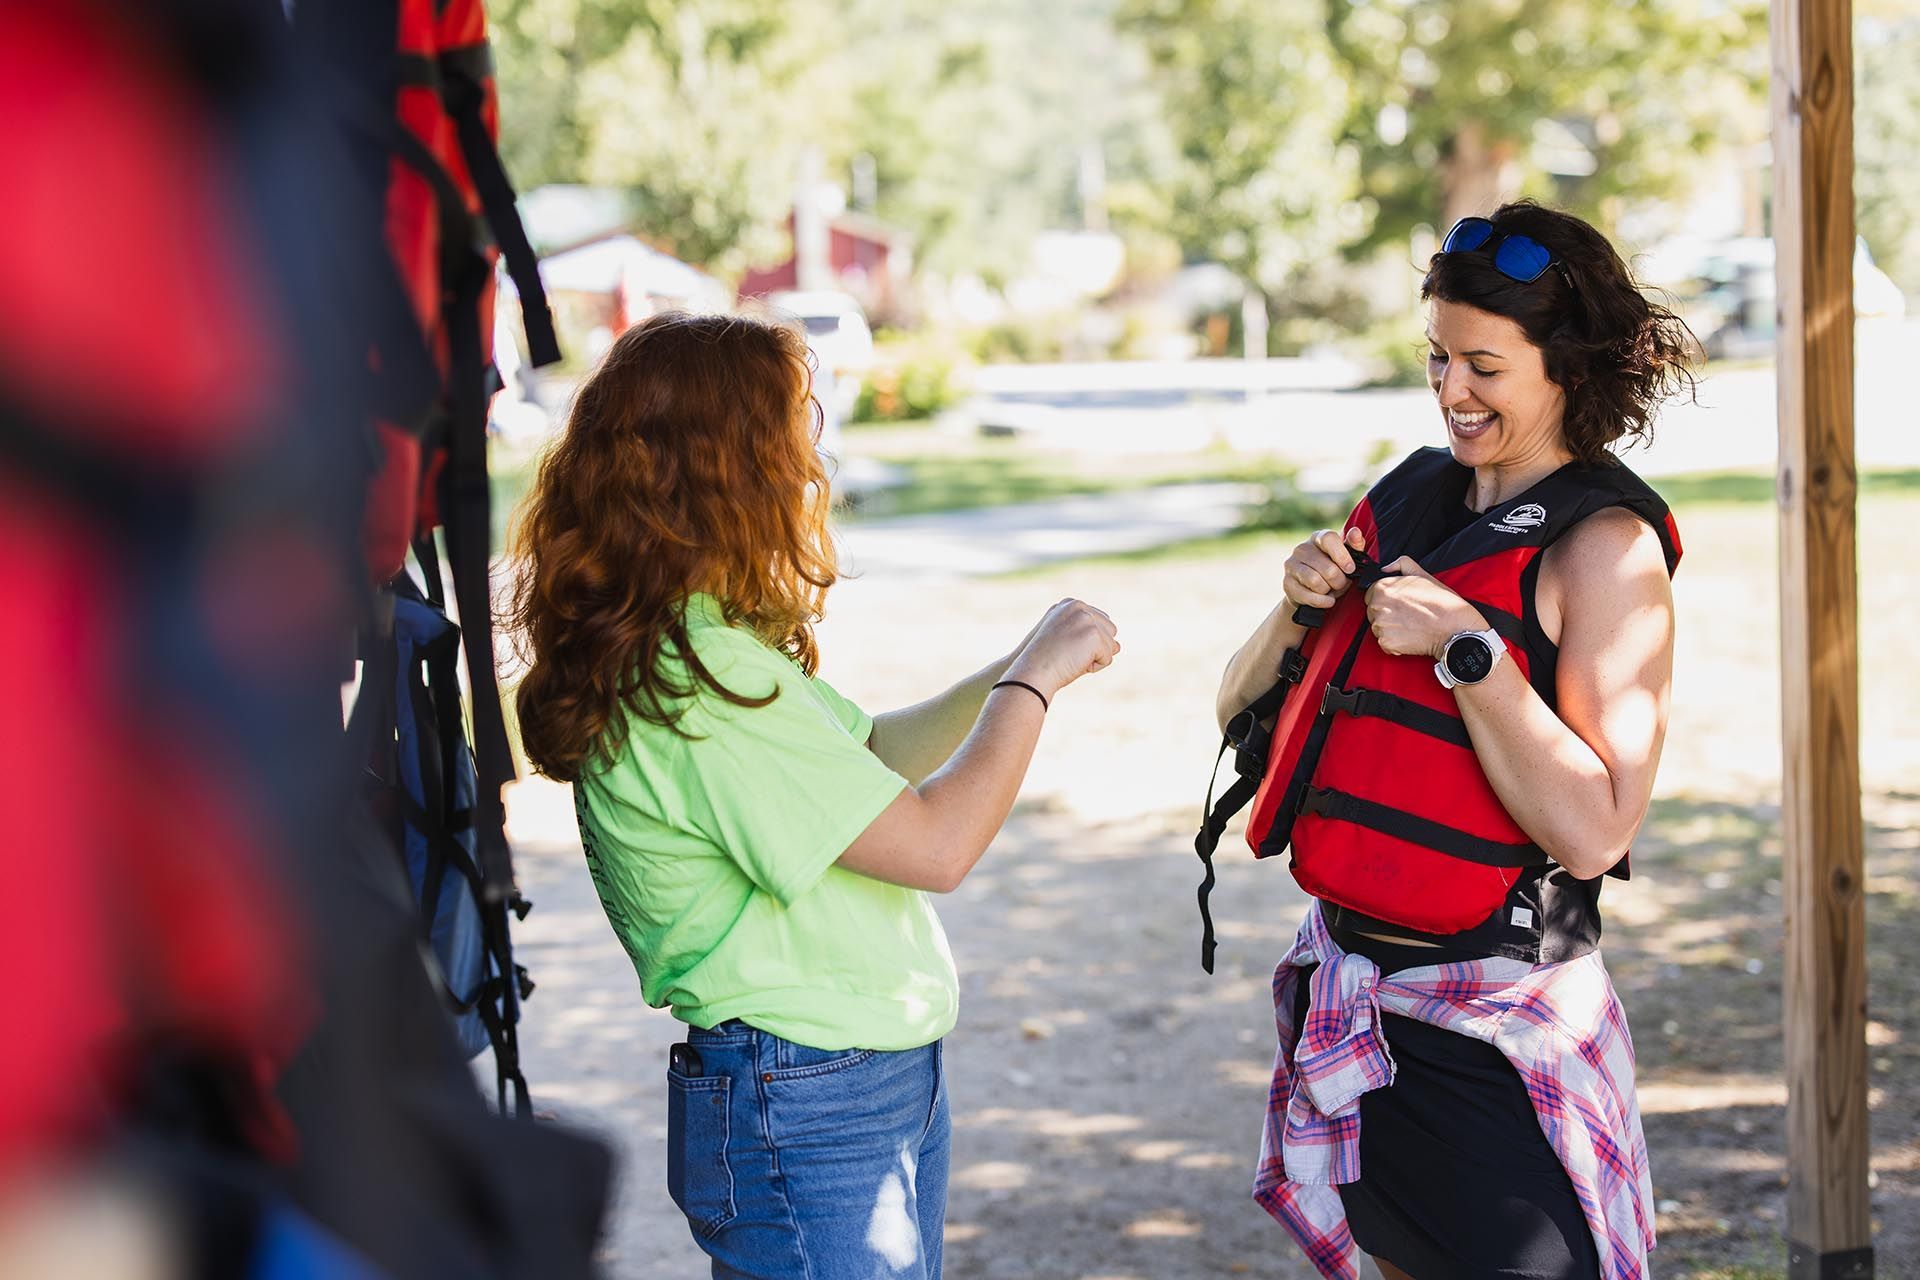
[1771,0,1873,1270]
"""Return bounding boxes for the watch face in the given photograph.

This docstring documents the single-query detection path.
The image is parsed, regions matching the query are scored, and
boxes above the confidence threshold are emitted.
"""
[1445,634,1496,684]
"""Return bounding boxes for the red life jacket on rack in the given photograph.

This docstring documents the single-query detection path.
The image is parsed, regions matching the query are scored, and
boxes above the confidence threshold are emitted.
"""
[1196,447,1680,969]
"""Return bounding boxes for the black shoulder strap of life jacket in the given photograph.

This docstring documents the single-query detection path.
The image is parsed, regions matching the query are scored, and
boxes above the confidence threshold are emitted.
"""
[1192,549,1394,974]
[432,41,562,369]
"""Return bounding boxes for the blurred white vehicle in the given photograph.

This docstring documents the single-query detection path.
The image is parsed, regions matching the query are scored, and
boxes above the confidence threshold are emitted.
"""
[767,290,874,422]
[1680,235,1907,359]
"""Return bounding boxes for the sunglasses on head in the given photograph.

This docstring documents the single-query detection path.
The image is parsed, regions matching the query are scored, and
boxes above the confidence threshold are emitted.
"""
[1441,217,1565,285]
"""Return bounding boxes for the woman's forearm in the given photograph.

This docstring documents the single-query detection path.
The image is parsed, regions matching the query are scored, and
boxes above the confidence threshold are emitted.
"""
[1216,602,1309,731]
[869,651,1018,786]
[837,673,1049,892]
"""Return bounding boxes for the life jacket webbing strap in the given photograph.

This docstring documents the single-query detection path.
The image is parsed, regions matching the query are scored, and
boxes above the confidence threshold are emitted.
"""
[1320,685,1473,749]
[1194,647,1307,974]
[1290,548,1393,627]
[440,56,562,368]
[1296,786,1552,869]
[395,44,494,90]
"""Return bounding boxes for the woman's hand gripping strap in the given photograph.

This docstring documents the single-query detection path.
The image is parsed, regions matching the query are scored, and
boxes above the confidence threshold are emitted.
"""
[1289,546,1393,628]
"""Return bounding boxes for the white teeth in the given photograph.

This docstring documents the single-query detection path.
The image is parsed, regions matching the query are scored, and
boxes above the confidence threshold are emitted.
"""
[1451,410,1494,425]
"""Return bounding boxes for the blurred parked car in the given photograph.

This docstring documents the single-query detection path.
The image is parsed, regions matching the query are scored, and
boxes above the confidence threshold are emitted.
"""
[767,289,874,421]
[1682,236,1906,359]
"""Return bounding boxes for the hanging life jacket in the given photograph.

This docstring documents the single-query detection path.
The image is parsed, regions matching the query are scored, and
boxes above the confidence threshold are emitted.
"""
[302,0,554,1109]
[1194,447,1680,972]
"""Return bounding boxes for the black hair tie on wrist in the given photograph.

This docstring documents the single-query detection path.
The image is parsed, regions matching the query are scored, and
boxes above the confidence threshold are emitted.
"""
[991,679,1050,712]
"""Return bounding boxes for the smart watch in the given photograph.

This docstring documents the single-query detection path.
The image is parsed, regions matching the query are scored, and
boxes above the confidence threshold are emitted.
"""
[1435,627,1505,689]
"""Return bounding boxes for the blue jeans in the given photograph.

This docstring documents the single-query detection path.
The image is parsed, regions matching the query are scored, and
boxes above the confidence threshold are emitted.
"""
[667,1021,950,1279]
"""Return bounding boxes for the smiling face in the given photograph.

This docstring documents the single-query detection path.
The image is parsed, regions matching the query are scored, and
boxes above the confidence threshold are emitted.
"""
[1426,298,1570,477]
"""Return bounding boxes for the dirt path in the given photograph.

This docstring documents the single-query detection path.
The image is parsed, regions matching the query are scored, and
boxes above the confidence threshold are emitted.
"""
[507,490,1920,1278]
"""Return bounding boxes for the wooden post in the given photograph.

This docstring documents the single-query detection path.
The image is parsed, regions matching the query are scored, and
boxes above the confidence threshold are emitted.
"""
[1771,0,1873,1270]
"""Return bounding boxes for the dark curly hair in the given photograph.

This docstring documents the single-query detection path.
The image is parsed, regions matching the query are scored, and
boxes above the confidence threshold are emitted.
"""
[1422,201,1699,466]
[505,311,834,782]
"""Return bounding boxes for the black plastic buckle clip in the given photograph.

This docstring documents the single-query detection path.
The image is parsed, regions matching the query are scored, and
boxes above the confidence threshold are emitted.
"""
[1320,685,1364,718]
[1294,785,1338,820]
[1224,711,1272,779]
[1277,647,1307,683]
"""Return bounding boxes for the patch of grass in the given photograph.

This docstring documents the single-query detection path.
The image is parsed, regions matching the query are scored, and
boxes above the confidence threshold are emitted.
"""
[1675,1264,1785,1280]
[842,415,938,435]
[839,449,1280,521]
[1657,467,1920,507]
[840,451,1125,519]
[1004,527,1302,577]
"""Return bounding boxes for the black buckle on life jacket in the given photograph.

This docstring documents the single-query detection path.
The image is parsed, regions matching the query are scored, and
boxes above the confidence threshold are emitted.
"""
[1223,710,1271,780]
[1277,647,1307,684]
[1320,685,1363,718]
[1294,785,1346,821]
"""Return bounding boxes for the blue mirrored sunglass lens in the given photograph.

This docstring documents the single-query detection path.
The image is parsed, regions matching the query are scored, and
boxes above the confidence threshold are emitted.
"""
[1443,219,1495,253]
[1493,236,1553,282]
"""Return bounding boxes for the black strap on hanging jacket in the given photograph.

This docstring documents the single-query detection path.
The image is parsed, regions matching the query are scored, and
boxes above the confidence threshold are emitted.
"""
[1192,549,1394,973]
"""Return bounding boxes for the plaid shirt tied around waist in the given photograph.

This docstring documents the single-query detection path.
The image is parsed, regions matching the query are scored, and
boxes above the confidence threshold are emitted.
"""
[1252,902,1656,1279]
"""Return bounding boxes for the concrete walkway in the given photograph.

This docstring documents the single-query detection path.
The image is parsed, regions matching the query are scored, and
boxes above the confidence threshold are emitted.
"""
[839,317,1920,582]
[838,482,1268,581]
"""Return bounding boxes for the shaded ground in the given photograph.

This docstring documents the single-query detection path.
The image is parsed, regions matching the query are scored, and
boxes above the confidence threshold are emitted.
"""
[506,489,1920,1278]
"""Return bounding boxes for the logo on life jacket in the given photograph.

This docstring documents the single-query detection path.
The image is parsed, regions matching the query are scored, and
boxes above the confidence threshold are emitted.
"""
[1491,503,1547,533]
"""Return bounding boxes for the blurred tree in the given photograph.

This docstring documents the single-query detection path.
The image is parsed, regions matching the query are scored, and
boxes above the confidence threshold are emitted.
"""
[1324,0,1768,248]
[1856,11,1920,294]
[831,0,1161,285]
[1115,0,1364,330]
[490,0,1159,284]
[490,0,837,277]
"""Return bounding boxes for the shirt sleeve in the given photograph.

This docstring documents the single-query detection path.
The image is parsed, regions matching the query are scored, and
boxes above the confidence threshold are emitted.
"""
[807,671,875,743]
[674,634,907,907]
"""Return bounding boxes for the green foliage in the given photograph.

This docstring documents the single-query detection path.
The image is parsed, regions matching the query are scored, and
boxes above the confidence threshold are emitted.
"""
[1115,0,1363,295]
[1237,469,1359,534]
[1353,315,1433,388]
[490,0,838,276]
[852,341,963,422]
[1858,16,1920,294]
[490,0,1159,281]
[1323,0,1768,247]
[963,316,1077,364]
[832,0,1163,283]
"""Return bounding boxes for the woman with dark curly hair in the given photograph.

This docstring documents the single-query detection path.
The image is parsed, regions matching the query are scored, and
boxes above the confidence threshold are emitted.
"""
[510,311,1118,1279]
[1213,202,1696,1279]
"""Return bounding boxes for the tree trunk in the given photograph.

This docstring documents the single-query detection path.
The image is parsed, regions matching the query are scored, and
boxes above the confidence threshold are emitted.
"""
[1439,119,1522,228]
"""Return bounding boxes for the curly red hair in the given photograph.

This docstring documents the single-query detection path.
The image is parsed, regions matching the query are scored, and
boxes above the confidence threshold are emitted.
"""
[507,311,835,782]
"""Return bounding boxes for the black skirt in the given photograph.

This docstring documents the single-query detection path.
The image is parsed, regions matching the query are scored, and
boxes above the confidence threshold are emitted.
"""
[1292,931,1600,1280]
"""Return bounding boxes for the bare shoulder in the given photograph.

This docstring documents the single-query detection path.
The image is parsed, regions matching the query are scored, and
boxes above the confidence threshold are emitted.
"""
[1546,506,1670,591]
[1538,507,1672,642]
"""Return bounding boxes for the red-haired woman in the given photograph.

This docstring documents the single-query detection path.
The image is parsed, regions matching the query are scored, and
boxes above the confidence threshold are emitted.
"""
[509,311,1118,1279]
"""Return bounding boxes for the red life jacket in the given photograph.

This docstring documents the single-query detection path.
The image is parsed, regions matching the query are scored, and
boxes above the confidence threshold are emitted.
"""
[320,0,560,587]
[1196,447,1680,970]
[303,1,553,1089]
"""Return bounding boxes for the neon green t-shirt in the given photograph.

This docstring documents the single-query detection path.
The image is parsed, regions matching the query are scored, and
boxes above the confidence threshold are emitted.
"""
[573,594,957,1051]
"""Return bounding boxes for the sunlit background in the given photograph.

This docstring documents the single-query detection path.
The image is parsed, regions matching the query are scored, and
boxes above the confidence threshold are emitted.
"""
[475,3,1920,1278]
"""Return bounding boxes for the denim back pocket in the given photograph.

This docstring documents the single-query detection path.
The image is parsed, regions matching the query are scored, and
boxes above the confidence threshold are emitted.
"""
[666,1071,735,1237]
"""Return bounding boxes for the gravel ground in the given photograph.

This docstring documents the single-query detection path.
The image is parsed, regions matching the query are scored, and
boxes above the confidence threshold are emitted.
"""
[505,490,1920,1279]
